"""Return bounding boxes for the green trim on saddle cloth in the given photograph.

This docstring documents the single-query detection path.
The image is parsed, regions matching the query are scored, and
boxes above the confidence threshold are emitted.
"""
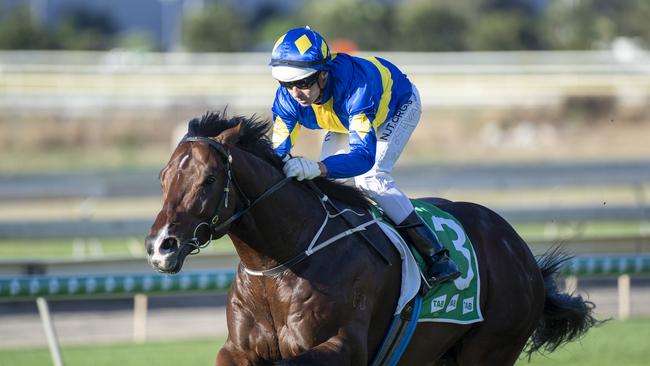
[372,200,483,324]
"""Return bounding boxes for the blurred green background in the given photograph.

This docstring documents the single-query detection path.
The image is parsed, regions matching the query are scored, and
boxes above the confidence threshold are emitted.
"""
[3,0,650,52]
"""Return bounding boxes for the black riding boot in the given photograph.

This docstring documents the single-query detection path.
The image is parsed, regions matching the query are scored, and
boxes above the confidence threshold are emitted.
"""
[397,211,461,288]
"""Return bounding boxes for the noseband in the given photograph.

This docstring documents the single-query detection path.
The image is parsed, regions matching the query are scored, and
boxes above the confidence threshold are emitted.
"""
[178,136,291,254]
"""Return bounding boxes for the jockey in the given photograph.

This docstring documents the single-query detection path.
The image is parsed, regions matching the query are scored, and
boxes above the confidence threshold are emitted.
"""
[269,27,460,287]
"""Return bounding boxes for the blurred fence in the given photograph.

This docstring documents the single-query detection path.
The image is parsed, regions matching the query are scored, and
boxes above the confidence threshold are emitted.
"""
[3,161,650,200]
[1,49,650,112]
[0,270,236,301]
[1,205,649,240]
[1,161,649,240]
[0,255,648,301]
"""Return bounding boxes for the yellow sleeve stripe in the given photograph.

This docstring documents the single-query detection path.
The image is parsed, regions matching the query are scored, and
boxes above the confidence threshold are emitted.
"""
[272,116,300,148]
[350,114,371,139]
[272,116,289,148]
[360,56,393,131]
[289,122,301,145]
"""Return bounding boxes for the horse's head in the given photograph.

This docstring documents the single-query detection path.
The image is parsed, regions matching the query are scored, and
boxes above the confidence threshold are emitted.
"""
[145,110,370,274]
[145,113,245,273]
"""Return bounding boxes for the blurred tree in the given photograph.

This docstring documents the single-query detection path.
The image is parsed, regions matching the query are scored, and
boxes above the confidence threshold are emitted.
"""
[0,6,51,49]
[182,3,251,52]
[298,0,393,51]
[115,32,159,52]
[393,2,470,51]
[3,0,649,53]
[593,0,650,48]
[539,1,593,49]
[53,7,118,50]
[468,11,543,50]
[255,16,304,50]
[479,0,541,16]
[540,0,614,50]
[540,0,650,50]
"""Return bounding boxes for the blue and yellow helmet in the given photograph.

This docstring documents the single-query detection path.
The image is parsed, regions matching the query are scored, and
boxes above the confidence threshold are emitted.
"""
[270,27,331,82]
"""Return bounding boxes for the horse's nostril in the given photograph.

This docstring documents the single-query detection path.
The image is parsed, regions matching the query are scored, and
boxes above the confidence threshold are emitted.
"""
[160,237,179,254]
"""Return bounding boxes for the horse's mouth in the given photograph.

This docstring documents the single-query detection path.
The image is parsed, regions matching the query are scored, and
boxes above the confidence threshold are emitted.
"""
[154,259,182,274]
[150,243,194,274]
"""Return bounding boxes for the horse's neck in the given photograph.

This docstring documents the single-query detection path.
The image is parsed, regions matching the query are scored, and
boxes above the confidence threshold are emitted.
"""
[227,149,326,270]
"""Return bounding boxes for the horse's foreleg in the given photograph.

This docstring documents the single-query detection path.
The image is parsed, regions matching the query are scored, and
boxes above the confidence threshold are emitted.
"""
[217,340,273,366]
[275,332,366,366]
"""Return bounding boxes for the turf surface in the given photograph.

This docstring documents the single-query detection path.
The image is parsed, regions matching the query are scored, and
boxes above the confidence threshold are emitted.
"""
[1,319,648,366]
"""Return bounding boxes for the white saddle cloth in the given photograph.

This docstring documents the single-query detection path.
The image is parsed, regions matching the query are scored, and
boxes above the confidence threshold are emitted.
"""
[376,221,421,315]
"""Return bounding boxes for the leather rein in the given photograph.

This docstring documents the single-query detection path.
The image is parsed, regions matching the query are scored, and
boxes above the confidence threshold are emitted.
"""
[178,136,291,255]
[178,136,385,277]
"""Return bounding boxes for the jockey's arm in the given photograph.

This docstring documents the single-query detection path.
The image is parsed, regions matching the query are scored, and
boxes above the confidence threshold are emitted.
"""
[319,82,378,179]
[320,113,377,179]
[271,89,301,156]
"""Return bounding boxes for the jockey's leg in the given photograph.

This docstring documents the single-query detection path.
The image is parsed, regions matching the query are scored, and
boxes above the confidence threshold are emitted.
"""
[355,84,459,287]
[356,171,460,287]
[396,210,461,287]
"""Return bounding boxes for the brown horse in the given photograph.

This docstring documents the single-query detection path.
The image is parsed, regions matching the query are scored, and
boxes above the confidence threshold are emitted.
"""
[145,111,597,365]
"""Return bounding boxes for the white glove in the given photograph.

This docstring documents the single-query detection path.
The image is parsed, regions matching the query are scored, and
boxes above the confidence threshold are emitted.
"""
[283,157,321,181]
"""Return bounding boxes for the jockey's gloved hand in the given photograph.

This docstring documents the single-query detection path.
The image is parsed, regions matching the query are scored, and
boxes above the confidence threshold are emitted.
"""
[283,157,321,181]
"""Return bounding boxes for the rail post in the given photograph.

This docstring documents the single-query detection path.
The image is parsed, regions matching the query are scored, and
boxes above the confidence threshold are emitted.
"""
[133,293,148,343]
[36,297,64,366]
[617,274,631,320]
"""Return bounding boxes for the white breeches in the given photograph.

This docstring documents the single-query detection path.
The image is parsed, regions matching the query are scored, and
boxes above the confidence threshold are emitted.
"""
[319,84,422,224]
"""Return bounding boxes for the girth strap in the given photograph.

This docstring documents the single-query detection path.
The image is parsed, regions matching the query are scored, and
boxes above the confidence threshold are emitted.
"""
[371,295,423,366]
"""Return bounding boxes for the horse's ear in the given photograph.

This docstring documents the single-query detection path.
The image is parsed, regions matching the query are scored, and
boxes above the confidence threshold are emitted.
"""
[214,123,241,146]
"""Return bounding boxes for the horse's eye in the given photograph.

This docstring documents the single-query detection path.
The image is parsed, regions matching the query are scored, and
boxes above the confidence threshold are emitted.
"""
[203,175,217,185]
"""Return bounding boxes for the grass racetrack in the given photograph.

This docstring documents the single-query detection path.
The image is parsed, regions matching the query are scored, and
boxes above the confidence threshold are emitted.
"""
[1,319,648,366]
[0,337,227,366]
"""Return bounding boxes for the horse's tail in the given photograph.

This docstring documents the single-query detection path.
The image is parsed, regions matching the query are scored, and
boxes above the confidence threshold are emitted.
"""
[524,247,599,357]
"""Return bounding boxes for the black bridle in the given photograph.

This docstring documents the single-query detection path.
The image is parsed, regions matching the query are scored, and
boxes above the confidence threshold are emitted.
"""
[179,136,291,254]
[176,136,389,276]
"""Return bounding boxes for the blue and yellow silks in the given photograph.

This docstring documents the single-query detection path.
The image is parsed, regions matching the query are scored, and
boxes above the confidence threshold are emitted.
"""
[272,53,413,179]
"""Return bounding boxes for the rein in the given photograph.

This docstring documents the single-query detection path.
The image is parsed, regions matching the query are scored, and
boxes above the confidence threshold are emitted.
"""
[241,193,380,277]
[179,136,291,254]
[242,181,391,277]
[178,136,385,277]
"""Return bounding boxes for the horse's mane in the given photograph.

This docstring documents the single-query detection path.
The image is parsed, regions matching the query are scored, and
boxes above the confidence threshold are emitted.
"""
[185,110,371,210]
